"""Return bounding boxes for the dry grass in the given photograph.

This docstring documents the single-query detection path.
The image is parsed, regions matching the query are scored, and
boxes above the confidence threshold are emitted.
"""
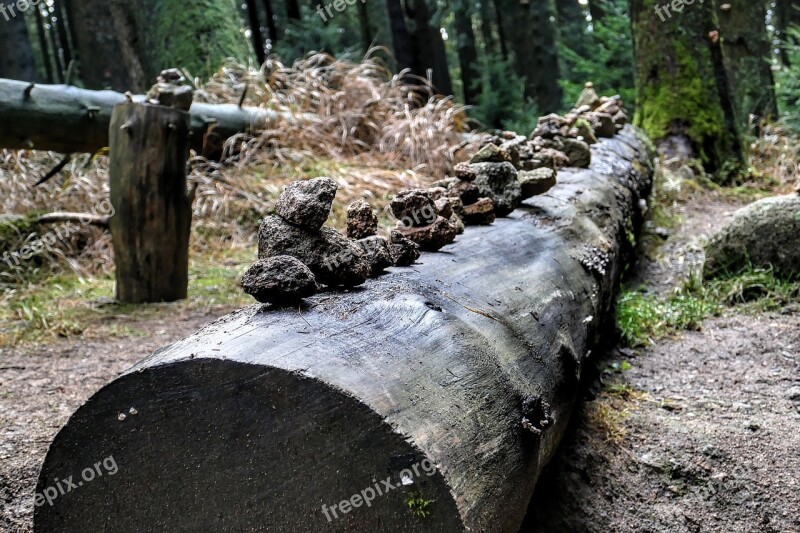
[0,53,479,346]
[750,123,800,194]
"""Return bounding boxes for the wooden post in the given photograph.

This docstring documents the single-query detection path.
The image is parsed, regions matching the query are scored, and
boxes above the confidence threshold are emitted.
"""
[109,102,192,303]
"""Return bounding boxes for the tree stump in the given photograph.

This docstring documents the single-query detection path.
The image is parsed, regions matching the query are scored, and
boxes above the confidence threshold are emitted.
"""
[109,102,192,303]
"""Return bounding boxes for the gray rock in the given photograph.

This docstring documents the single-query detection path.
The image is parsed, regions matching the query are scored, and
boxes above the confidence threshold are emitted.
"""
[448,180,481,206]
[240,256,317,305]
[258,215,369,287]
[519,168,557,199]
[395,216,458,251]
[435,198,453,219]
[453,162,477,182]
[391,189,438,228]
[588,112,616,138]
[276,177,338,230]
[704,194,800,279]
[358,236,394,276]
[390,230,421,266]
[560,138,592,168]
[346,200,378,239]
[471,162,522,217]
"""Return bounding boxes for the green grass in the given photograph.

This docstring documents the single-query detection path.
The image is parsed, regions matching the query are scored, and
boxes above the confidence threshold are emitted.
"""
[617,267,800,347]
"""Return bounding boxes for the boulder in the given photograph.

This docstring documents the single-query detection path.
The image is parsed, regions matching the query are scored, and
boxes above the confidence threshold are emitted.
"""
[346,200,378,239]
[275,177,338,230]
[453,163,478,182]
[240,256,318,305]
[258,215,369,287]
[519,168,557,199]
[471,162,523,216]
[704,194,800,279]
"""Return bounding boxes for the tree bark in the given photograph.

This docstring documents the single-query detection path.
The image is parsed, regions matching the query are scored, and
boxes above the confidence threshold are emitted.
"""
[0,78,303,156]
[285,0,301,19]
[478,0,499,57]
[245,0,267,66]
[555,0,589,55]
[358,0,373,54]
[498,0,563,113]
[34,127,655,533]
[108,102,192,303]
[261,0,278,46]
[385,0,416,73]
[0,0,37,81]
[33,4,55,83]
[453,1,480,105]
[717,0,777,129]
[409,0,452,95]
[629,0,743,172]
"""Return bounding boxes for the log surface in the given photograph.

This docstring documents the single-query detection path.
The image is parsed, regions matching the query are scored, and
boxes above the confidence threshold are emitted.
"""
[35,127,655,532]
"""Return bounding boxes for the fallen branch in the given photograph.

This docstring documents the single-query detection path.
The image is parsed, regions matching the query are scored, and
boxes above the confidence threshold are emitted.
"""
[36,212,110,229]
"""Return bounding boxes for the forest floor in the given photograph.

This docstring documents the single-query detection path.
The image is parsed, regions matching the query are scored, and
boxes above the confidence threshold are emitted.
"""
[525,185,800,532]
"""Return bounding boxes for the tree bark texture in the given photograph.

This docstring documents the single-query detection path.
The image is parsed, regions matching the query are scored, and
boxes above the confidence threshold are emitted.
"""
[108,102,192,303]
[35,127,655,532]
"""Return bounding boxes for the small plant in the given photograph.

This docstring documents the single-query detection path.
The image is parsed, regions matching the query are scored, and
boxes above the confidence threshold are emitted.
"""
[406,493,435,519]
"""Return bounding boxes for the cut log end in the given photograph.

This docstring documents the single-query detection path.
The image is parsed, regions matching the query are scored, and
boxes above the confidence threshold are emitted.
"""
[34,360,462,531]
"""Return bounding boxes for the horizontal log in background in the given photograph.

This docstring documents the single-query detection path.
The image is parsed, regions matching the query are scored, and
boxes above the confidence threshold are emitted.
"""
[35,127,655,532]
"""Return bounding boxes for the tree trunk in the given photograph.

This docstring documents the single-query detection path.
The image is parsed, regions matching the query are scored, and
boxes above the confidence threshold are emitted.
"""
[478,0,499,57]
[775,1,800,65]
[453,1,480,105]
[261,0,278,47]
[358,0,373,54]
[717,0,777,131]
[108,102,192,303]
[498,0,563,113]
[588,0,606,22]
[35,127,655,533]
[245,0,267,65]
[285,0,300,19]
[70,0,250,92]
[33,4,55,83]
[385,0,416,73]
[409,0,452,95]
[0,78,303,156]
[492,0,510,60]
[0,0,37,81]
[52,0,73,75]
[555,0,589,55]
[629,0,743,172]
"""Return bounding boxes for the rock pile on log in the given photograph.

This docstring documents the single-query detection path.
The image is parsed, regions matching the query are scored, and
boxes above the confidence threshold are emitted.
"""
[240,85,630,307]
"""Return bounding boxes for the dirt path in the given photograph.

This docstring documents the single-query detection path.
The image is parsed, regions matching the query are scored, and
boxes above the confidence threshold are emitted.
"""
[0,308,236,532]
[524,193,800,532]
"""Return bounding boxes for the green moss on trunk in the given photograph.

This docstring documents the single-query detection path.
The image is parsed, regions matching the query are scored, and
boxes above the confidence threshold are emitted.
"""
[629,0,742,172]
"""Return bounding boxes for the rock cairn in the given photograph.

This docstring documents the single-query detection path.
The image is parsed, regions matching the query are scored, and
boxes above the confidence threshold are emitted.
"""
[240,85,629,306]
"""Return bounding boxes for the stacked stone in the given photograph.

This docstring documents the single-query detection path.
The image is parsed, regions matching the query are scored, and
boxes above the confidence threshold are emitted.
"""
[346,199,404,275]
[432,163,496,226]
[240,84,630,307]
[242,177,370,305]
[391,189,459,252]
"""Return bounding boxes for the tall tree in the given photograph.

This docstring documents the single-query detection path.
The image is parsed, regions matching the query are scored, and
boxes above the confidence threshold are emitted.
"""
[409,0,452,95]
[70,0,250,91]
[245,0,267,65]
[717,0,777,130]
[555,0,589,55]
[588,0,606,22]
[0,0,38,81]
[357,0,373,54]
[285,0,300,19]
[478,0,499,57]
[774,1,800,65]
[261,0,278,47]
[453,0,480,105]
[628,0,742,171]
[498,0,563,113]
[385,0,415,73]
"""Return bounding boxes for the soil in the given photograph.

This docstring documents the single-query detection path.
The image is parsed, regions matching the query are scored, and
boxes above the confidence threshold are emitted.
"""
[524,191,800,532]
[0,309,236,532]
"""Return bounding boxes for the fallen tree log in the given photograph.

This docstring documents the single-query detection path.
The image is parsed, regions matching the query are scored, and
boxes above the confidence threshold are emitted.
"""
[0,78,306,156]
[34,127,655,532]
